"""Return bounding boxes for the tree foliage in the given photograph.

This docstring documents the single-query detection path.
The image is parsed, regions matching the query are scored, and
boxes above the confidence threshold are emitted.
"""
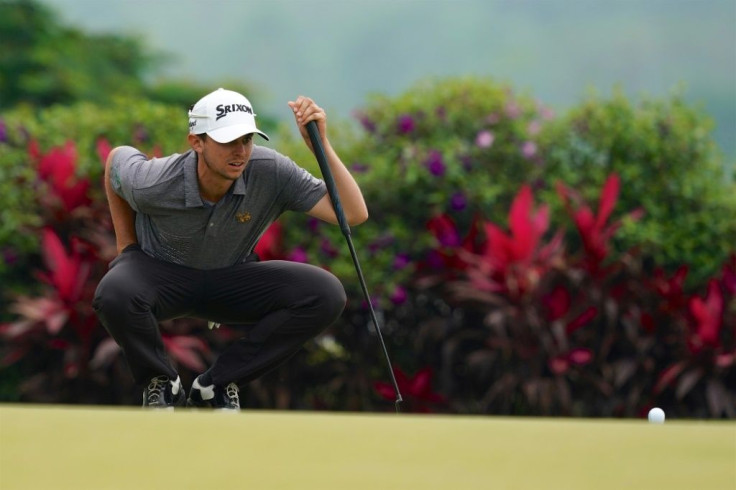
[0,0,156,108]
[539,88,735,283]
[0,0,264,110]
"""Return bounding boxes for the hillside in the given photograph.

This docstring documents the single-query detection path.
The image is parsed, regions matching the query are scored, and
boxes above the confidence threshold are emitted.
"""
[41,0,736,159]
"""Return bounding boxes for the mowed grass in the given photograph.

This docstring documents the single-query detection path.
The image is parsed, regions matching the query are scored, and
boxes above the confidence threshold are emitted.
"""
[1,404,734,490]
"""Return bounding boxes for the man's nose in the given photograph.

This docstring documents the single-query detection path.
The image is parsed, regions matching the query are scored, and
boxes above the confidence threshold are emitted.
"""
[233,142,246,156]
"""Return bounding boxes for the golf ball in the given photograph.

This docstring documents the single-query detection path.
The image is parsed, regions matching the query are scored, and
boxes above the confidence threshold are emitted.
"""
[648,407,665,424]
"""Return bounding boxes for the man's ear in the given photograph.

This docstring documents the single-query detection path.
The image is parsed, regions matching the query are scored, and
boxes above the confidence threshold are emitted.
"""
[188,133,204,152]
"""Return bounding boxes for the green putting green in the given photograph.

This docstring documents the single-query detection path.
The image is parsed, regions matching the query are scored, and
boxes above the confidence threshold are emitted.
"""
[1,404,734,489]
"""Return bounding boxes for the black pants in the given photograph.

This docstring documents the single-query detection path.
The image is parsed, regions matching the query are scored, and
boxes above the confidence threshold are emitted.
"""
[92,245,346,386]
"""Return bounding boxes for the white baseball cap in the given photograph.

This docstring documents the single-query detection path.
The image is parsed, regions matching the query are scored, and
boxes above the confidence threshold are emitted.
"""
[188,88,269,142]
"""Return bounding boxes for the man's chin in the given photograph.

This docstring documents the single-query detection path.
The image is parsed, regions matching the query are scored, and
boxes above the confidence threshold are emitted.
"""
[221,168,244,180]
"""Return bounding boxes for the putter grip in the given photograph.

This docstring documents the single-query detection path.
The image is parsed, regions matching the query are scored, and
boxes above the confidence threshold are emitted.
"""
[306,121,351,235]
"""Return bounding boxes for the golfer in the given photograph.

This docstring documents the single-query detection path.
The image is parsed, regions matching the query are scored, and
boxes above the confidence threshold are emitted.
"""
[93,88,368,410]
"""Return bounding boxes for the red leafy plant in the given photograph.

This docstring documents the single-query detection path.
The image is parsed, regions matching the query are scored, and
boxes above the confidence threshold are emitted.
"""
[374,366,446,413]
[411,173,733,417]
[1,140,211,403]
[461,184,564,299]
[433,181,601,415]
[556,174,644,274]
[30,140,92,216]
[650,260,736,418]
[418,213,485,282]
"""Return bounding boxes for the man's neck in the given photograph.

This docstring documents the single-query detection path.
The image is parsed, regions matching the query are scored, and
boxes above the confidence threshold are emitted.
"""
[197,162,234,202]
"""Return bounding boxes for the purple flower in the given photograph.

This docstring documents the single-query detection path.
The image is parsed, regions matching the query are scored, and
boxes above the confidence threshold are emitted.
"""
[390,285,408,305]
[485,113,501,125]
[362,295,380,310]
[538,104,556,120]
[307,217,321,233]
[460,155,473,172]
[505,102,522,120]
[527,120,541,136]
[450,192,467,211]
[393,253,411,270]
[397,114,416,134]
[435,106,447,121]
[351,162,369,173]
[475,130,494,148]
[3,247,18,265]
[0,120,7,143]
[368,234,395,254]
[353,110,377,133]
[425,150,445,177]
[427,214,462,248]
[521,141,538,159]
[133,124,149,144]
[320,239,338,258]
[288,247,308,263]
[425,250,445,269]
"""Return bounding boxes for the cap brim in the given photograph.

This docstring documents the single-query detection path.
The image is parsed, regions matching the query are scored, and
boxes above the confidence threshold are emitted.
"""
[207,124,269,143]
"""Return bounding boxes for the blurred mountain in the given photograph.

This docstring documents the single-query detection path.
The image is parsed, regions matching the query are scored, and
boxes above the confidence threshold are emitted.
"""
[39,0,735,159]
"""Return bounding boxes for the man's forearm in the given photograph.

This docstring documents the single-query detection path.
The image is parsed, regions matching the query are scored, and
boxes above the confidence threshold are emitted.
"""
[105,148,138,254]
[322,139,369,225]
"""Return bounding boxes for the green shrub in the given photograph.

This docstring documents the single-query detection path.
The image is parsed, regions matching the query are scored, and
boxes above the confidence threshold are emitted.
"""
[274,77,735,299]
[0,98,189,302]
[538,88,736,283]
[350,77,549,223]
[0,121,40,301]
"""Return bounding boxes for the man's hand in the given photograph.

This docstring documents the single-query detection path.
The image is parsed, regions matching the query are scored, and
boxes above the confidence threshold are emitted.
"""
[288,96,327,154]
[288,96,369,227]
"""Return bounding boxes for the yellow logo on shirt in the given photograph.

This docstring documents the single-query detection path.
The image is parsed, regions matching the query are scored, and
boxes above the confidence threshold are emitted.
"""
[236,212,252,223]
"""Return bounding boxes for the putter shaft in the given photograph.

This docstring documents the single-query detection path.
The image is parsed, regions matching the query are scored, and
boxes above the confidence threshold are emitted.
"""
[306,121,403,412]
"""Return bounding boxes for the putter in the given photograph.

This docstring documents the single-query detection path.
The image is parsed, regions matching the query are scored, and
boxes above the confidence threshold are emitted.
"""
[306,120,403,413]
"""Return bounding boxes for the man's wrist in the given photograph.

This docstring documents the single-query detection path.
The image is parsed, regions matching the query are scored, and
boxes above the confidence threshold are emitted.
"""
[116,240,138,255]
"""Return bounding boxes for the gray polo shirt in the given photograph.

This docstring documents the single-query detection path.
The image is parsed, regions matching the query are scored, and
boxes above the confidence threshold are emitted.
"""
[110,145,326,269]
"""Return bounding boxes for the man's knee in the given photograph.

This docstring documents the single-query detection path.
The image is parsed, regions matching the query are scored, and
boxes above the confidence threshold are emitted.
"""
[93,274,150,320]
[313,271,347,326]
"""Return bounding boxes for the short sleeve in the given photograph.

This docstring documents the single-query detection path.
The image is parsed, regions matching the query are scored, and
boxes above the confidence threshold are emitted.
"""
[284,162,328,212]
[258,148,327,213]
[109,146,147,212]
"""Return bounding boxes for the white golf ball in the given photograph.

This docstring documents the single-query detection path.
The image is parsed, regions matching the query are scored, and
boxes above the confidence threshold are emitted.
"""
[648,407,665,424]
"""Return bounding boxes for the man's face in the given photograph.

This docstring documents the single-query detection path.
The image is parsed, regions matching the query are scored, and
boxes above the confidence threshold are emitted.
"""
[193,133,254,182]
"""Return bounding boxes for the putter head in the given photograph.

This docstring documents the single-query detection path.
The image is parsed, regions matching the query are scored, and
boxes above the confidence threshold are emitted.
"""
[395,395,403,413]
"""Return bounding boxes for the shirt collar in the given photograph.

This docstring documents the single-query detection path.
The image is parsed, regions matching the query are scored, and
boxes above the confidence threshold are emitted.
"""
[232,172,246,195]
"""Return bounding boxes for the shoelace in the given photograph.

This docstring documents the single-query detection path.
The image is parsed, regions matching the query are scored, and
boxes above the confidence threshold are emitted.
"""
[225,382,240,407]
[146,375,170,405]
